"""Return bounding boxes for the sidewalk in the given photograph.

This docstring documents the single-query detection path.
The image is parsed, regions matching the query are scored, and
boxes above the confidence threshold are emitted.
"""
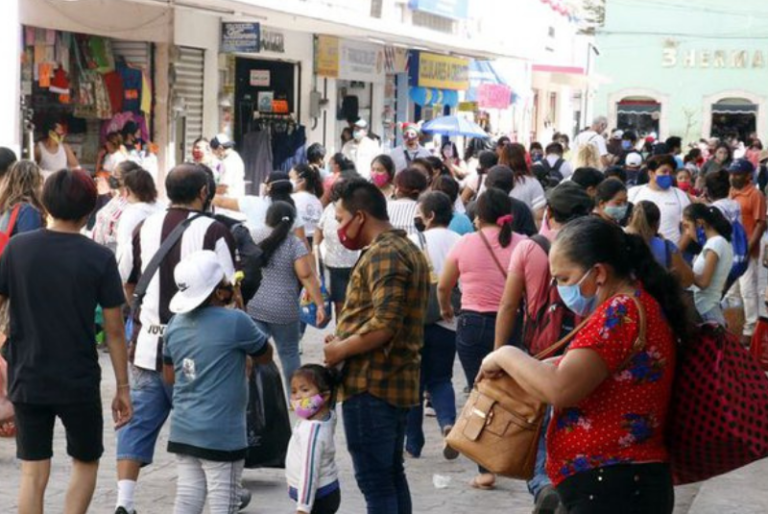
[0,326,766,512]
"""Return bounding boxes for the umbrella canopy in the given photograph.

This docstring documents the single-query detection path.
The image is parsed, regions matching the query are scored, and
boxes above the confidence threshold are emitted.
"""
[421,115,490,138]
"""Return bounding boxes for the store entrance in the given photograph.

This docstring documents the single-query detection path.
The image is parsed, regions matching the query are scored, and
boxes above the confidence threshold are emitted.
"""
[617,98,660,138]
[711,98,757,141]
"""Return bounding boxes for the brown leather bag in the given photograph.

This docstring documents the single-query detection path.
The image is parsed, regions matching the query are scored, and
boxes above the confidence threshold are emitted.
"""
[446,296,646,480]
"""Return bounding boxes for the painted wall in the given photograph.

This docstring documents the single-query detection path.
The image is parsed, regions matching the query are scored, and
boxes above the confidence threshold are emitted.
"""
[1,0,20,154]
[594,0,768,142]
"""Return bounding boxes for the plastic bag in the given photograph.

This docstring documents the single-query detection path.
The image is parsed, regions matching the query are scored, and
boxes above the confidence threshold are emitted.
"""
[299,277,332,329]
[244,361,291,469]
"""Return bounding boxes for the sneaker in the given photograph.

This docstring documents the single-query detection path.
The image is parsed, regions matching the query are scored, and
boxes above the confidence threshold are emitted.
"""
[115,508,136,514]
[424,397,436,417]
[532,485,562,514]
[239,489,252,510]
[442,426,459,460]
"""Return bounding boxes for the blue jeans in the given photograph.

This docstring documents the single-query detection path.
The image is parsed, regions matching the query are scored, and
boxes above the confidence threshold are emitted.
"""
[527,407,552,500]
[253,320,300,397]
[405,324,457,457]
[343,393,411,514]
[116,365,174,464]
[456,312,498,390]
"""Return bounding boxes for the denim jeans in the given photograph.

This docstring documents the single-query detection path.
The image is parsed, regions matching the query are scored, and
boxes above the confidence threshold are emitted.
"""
[343,393,412,514]
[527,407,552,500]
[253,320,301,398]
[455,312,498,389]
[405,324,457,457]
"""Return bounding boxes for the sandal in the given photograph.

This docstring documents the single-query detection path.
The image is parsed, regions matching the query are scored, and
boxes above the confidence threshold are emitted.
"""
[469,473,495,490]
[0,420,16,438]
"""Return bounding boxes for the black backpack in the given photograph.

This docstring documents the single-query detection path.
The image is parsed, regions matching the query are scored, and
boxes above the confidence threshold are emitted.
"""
[212,214,264,304]
[532,158,565,190]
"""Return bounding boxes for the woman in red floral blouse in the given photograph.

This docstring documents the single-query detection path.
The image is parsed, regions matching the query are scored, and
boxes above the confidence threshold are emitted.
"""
[480,216,694,513]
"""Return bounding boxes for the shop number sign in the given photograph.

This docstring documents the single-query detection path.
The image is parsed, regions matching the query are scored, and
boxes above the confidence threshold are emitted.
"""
[250,70,271,87]
[221,23,261,53]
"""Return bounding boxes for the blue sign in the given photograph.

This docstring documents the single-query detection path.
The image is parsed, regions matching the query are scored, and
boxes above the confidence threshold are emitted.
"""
[408,0,469,20]
[221,22,261,53]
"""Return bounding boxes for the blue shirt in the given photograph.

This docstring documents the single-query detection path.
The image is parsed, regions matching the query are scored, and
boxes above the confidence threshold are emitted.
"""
[163,307,268,457]
[449,212,475,236]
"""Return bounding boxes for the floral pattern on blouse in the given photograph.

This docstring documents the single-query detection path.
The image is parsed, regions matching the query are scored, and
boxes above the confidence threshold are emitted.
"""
[619,413,659,448]
[616,348,667,384]
[559,454,632,479]
[556,408,592,433]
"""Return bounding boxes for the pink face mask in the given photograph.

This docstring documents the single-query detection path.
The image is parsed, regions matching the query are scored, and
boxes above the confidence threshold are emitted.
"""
[291,394,326,419]
[371,173,390,188]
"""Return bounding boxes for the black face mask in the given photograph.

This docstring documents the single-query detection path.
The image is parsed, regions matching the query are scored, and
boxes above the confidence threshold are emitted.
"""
[414,217,426,233]
[108,176,121,190]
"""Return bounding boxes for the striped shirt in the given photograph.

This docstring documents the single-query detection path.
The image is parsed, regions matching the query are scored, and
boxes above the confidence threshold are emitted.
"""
[286,412,339,513]
[127,208,236,371]
[386,198,420,236]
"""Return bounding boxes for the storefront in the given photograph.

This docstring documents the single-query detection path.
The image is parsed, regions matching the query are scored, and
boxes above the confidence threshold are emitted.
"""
[408,51,468,121]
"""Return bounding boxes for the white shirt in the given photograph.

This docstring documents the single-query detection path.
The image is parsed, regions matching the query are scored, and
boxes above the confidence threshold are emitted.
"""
[712,198,742,225]
[628,185,691,245]
[292,191,324,236]
[574,129,608,157]
[410,227,462,331]
[544,153,574,179]
[390,145,432,173]
[237,196,305,233]
[220,150,246,198]
[286,413,339,513]
[342,137,380,179]
[691,235,733,315]
[317,203,360,269]
[387,198,419,235]
[102,150,128,173]
[37,141,67,176]
[510,176,546,211]
[116,201,164,282]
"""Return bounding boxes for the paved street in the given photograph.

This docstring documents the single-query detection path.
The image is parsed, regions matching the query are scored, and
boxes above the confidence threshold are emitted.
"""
[1,325,767,513]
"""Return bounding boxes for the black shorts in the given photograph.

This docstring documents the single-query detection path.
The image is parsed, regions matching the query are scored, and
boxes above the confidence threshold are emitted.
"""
[13,400,104,462]
[327,267,353,304]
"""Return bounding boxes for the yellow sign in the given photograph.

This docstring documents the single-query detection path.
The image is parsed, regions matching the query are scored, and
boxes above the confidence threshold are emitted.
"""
[458,101,477,112]
[417,52,469,91]
[315,35,340,78]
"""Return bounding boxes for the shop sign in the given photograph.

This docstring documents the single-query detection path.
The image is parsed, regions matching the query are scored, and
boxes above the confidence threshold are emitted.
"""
[411,52,469,91]
[478,84,511,109]
[662,42,767,69]
[339,40,385,83]
[250,70,271,87]
[315,35,340,78]
[221,22,260,53]
[261,30,285,54]
[408,0,469,20]
[458,101,477,112]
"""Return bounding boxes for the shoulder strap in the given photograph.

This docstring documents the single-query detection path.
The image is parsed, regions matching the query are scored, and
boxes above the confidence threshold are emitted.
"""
[132,212,205,310]
[477,229,507,279]
[4,205,21,238]
[535,295,647,362]
[529,234,551,255]
[552,158,564,174]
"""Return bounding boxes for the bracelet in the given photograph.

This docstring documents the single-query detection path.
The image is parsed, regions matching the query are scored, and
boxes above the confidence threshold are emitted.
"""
[117,383,130,390]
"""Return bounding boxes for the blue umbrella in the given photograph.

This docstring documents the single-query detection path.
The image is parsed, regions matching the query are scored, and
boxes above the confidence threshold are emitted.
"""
[421,115,490,138]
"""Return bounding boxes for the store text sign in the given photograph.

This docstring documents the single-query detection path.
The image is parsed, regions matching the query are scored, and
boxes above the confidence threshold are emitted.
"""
[478,84,511,109]
[662,47,767,69]
[339,40,385,83]
[315,36,340,78]
[221,23,260,53]
[413,52,469,91]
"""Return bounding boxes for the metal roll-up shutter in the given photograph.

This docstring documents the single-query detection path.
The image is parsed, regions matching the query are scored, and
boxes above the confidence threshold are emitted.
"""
[175,47,205,161]
[112,40,151,69]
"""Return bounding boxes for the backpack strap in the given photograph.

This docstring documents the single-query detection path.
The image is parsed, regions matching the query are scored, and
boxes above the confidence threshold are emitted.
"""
[3,205,21,238]
[529,234,551,255]
[551,158,564,174]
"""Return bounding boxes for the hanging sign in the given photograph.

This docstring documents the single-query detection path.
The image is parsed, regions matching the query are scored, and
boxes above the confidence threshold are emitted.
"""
[315,35,340,78]
[339,40,385,83]
[477,83,512,109]
[221,23,260,53]
[410,51,470,91]
[249,70,271,87]
[458,101,478,112]
[260,30,285,54]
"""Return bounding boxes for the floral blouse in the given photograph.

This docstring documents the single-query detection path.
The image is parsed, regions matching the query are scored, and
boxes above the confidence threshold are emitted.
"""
[546,288,676,486]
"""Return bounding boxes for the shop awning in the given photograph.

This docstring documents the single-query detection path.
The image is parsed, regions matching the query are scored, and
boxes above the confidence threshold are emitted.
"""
[618,102,661,115]
[712,103,757,114]
[409,87,459,107]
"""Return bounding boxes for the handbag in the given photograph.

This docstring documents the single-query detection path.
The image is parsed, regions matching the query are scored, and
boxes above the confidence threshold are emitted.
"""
[416,231,460,325]
[245,362,292,469]
[447,296,646,480]
[667,323,768,485]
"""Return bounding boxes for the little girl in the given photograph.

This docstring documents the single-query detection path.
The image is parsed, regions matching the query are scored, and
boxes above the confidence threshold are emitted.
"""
[286,365,340,514]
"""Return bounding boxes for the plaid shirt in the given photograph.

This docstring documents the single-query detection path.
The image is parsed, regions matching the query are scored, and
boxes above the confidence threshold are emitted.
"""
[336,229,429,408]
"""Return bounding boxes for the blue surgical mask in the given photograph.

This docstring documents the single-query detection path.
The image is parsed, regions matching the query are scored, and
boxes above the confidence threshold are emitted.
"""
[655,174,673,190]
[557,268,598,316]
[621,140,632,150]
[604,204,628,222]
[696,226,707,247]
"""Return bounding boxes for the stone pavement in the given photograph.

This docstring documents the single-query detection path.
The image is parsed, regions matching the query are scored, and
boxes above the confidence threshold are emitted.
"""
[0,325,767,513]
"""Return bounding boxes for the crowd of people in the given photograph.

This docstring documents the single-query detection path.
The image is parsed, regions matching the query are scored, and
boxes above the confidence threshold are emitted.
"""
[0,113,767,514]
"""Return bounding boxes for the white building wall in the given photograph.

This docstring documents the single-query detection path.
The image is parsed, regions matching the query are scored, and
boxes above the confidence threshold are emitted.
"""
[1,0,21,154]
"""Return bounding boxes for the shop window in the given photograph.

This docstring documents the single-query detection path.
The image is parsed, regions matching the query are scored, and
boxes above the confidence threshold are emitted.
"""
[371,0,383,18]
[711,98,757,141]
[617,97,661,137]
[412,11,455,34]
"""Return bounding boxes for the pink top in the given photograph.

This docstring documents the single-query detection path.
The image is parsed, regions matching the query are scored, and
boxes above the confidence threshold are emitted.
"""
[508,230,557,318]
[446,227,523,313]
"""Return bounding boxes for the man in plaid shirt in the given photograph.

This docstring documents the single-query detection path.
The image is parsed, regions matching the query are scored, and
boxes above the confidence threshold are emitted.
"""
[324,178,429,514]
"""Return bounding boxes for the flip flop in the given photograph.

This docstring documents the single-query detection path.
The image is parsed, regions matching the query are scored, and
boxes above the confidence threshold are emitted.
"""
[469,474,495,490]
[0,420,16,438]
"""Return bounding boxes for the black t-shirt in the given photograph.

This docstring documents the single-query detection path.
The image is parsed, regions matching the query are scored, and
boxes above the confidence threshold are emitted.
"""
[0,229,125,404]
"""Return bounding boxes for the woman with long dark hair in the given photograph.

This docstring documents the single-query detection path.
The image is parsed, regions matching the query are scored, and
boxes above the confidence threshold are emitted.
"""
[499,142,545,212]
[701,142,733,175]
[479,216,692,513]
[594,178,629,225]
[370,154,396,199]
[290,164,324,246]
[248,201,326,395]
[387,167,428,235]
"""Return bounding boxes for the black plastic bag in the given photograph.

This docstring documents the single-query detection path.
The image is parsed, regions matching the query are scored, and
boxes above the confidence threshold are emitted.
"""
[244,361,291,469]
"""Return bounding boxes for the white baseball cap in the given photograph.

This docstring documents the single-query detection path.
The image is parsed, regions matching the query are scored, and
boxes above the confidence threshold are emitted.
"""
[211,133,234,149]
[611,129,624,140]
[625,152,643,168]
[169,250,228,314]
[354,119,368,129]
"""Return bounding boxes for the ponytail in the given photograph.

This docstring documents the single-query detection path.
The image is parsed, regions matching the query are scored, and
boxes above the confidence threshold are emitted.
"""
[294,163,324,199]
[476,188,514,248]
[683,203,732,242]
[259,201,296,266]
[556,216,695,342]
[626,200,660,243]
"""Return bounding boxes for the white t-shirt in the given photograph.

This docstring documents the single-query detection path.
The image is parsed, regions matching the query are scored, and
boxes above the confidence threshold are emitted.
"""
[712,198,742,225]
[410,227,462,331]
[115,201,165,282]
[544,153,574,179]
[510,176,546,211]
[238,196,305,233]
[574,130,608,157]
[628,185,691,244]
[292,191,324,236]
[317,203,359,269]
[220,150,246,198]
[691,235,734,315]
